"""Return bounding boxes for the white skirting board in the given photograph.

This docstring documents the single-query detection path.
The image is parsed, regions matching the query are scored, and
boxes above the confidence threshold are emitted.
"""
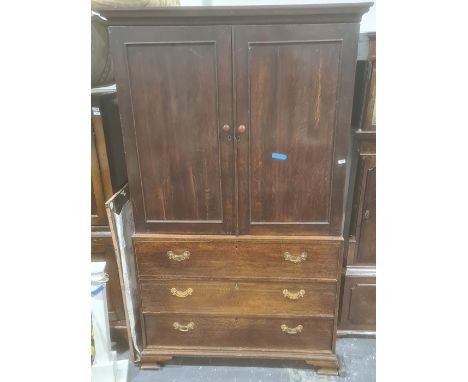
[105,184,142,363]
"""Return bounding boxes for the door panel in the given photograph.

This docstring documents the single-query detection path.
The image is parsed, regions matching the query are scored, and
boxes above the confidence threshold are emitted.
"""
[248,41,339,223]
[339,275,376,331]
[234,24,359,235]
[355,156,376,264]
[109,26,234,234]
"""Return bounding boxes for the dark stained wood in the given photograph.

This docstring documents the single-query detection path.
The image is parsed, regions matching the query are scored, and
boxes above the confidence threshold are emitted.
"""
[339,272,376,331]
[339,132,375,330]
[234,23,360,235]
[140,355,173,370]
[143,314,334,352]
[109,25,234,234]
[306,358,339,376]
[98,4,373,26]
[249,39,339,223]
[104,3,371,371]
[339,32,376,333]
[348,133,376,266]
[91,91,127,228]
[140,279,336,316]
[350,60,372,129]
[354,156,376,264]
[134,238,340,281]
[134,233,344,241]
[93,92,128,193]
[235,241,340,281]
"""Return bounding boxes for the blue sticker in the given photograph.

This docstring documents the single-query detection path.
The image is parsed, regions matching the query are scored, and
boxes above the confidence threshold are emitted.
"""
[91,284,105,297]
[272,152,287,160]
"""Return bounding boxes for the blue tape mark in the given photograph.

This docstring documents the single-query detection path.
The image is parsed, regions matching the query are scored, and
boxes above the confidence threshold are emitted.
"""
[272,152,287,160]
[91,284,105,297]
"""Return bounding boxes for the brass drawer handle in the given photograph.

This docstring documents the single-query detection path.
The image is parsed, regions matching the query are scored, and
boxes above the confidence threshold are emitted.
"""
[281,324,303,335]
[167,250,190,262]
[283,289,305,300]
[283,251,307,263]
[170,287,193,298]
[173,321,195,332]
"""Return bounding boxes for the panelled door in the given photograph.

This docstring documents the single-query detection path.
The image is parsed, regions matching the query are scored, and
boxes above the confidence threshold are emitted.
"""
[234,24,359,236]
[109,26,235,234]
[110,24,358,236]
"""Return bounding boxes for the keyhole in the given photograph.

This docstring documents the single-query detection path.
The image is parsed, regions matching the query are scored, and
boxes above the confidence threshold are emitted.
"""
[234,283,239,290]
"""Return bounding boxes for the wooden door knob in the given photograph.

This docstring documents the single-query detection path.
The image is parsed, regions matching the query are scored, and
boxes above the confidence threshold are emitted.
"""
[237,125,246,134]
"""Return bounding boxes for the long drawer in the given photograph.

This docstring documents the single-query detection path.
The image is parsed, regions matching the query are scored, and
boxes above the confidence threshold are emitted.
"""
[144,314,334,352]
[134,239,340,280]
[140,279,336,316]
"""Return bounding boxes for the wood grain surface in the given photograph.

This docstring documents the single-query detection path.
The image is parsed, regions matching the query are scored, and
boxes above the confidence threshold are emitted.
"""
[144,314,334,352]
[134,238,340,281]
[140,279,336,316]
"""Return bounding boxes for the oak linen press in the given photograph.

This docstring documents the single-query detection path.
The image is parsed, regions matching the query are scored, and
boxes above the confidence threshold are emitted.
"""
[100,3,372,375]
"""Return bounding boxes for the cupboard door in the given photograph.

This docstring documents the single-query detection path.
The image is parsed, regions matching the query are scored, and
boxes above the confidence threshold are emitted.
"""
[234,24,359,235]
[109,26,234,234]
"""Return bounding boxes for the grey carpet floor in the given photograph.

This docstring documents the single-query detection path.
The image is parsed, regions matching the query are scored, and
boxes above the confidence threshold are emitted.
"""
[116,337,375,382]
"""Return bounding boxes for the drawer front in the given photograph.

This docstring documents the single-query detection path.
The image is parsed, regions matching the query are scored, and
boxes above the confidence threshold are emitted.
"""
[236,242,340,280]
[140,279,336,316]
[135,240,340,280]
[135,240,236,278]
[144,314,333,352]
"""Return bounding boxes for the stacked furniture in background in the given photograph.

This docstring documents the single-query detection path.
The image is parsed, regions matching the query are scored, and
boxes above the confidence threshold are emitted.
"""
[91,89,128,341]
[339,32,376,333]
[100,3,371,375]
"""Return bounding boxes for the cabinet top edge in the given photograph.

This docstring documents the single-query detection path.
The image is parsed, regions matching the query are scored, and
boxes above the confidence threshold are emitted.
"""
[96,3,373,26]
[132,233,344,242]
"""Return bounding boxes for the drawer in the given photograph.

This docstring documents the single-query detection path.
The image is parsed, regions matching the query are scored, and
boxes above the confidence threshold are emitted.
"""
[236,241,340,280]
[135,239,235,278]
[135,239,340,280]
[140,279,336,316]
[144,314,333,352]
